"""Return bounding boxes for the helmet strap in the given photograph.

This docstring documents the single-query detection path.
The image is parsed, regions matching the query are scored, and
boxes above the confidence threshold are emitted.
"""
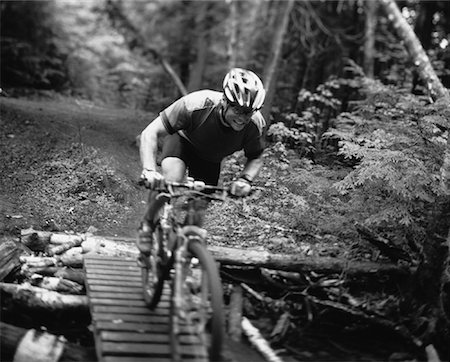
[219,102,231,128]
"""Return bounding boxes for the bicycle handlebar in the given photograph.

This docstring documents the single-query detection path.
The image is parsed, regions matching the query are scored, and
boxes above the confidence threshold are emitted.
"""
[138,177,229,200]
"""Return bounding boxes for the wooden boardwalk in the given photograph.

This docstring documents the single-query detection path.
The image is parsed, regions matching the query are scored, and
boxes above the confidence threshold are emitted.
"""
[84,254,208,362]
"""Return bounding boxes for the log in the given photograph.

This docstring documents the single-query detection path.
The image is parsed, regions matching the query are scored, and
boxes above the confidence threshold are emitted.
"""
[14,329,65,362]
[29,274,84,294]
[19,266,85,284]
[20,228,51,252]
[0,240,22,281]
[0,282,88,311]
[0,322,97,362]
[47,239,83,256]
[242,282,424,351]
[49,233,84,245]
[241,317,283,362]
[355,223,412,263]
[54,268,85,285]
[208,245,411,276]
[270,312,291,344]
[21,231,412,277]
[20,256,58,268]
[58,247,84,267]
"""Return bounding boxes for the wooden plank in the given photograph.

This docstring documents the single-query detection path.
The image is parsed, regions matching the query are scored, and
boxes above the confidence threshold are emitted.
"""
[95,322,194,334]
[86,268,140,275]
[84,255,135,262]
[95,321,170,333]
[88,292,143,300]
[84,258,136,265]
[85,274,142,281]
[103,357,172,362]
[92,305,170,315]
[102,342,207,357]
[85,254,212,362]
[86,269,141,276]
[84,262,138,269]
[88,290,171,300]
[89,285,143,293]
[89,298,148,307]
[93,313,169,324]
[84,260,141,269]
[100,331,200,344]
[88,279,142,287]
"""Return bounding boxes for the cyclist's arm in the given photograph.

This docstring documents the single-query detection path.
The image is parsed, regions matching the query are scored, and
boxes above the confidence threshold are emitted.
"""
[140,116,169,171]
[241,154,263,182]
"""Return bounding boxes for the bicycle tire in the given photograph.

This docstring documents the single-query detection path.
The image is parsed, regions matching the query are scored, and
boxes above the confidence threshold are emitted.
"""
[142,225,166,309]
[170,237,224,362]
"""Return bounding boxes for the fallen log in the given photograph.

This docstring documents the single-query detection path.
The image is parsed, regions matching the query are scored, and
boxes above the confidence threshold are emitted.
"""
[208,245,411,276]
[18,231,413,277]
[58,247,84,267]
[242,317,283,362]
[355,223,412,263]
[0,282,88,311]
[20,266,85,284]
[49,233,84,245]
[20,249,84,268]
[0,240,23,281]
[54,267,85,285]
[241,282,424,352]
[20,228,51,252]
[47,238,83,256]
[20,256,58,268]
[0,322,97,362]
[29,274,84,294]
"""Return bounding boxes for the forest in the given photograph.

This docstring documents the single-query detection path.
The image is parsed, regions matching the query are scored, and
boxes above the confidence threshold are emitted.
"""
[1,0,450,361]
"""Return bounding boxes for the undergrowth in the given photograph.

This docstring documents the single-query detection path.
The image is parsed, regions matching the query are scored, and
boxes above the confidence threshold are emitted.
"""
[21,143,135,232]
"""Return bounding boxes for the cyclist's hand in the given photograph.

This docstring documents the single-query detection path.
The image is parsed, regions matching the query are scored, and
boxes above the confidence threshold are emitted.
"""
[230,178,252,197]
[140,169,164,189]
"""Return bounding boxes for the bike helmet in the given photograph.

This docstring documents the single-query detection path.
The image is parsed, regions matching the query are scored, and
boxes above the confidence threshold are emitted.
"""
[223,68,266,111]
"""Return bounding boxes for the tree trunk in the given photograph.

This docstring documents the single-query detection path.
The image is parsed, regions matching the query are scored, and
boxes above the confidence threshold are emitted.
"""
[105,0,187,96]
[363,0,378,78]
[187,2,209,92]
[226,0,238,68]
[208,245,409,277]
[0,282,89,311]
[378,0,450,101]
[0,322,97,362]
[240,0,267,66]
[262,0,295,127]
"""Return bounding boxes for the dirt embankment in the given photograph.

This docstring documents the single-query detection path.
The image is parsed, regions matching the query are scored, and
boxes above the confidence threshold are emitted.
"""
[0,96,154,237]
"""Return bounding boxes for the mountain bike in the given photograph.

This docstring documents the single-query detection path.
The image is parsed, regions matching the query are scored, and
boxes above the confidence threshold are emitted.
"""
[138,178,226,362]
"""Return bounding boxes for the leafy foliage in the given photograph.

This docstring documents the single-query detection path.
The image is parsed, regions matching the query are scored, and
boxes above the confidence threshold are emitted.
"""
[268,76,348,157]
[0,2,68,89]
[327,77,445,248]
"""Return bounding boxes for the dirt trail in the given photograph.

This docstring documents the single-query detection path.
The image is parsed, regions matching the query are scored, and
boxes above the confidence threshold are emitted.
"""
[0,96,154,236]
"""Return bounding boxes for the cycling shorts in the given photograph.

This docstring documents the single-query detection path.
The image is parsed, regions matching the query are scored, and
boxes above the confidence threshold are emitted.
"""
[161,133,221,186]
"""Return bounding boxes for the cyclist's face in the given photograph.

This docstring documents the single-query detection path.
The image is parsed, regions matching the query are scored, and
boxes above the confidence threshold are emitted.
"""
[224,103,254,131]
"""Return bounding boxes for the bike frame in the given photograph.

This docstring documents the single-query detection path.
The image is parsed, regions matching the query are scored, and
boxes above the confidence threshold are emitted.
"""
[140,179,227,361]
[157,194,210,283]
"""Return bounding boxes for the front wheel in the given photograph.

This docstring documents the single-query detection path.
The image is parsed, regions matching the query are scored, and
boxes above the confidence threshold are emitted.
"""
[142,226,166,309]
[170,238,224,362]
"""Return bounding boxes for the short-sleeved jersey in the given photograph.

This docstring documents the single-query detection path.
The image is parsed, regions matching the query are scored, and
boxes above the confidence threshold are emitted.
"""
[160,90,266,163]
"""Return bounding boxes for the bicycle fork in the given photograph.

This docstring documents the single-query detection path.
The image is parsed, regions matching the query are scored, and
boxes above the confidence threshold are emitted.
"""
[171,227,208,361]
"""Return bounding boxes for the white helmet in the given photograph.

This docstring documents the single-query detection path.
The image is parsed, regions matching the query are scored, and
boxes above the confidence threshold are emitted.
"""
[223,68,266,111]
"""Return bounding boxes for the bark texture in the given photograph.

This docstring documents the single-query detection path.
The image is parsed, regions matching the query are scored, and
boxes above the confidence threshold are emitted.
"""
[378,0,449,101]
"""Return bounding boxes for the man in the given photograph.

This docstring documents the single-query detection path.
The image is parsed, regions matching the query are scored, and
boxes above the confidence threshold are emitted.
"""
[137,68,266,253]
